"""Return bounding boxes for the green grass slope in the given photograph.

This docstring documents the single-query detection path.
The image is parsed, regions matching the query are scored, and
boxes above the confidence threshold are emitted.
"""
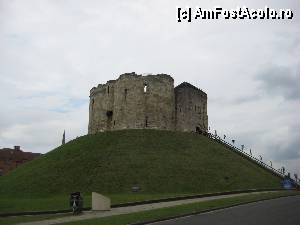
[0,130,281,197]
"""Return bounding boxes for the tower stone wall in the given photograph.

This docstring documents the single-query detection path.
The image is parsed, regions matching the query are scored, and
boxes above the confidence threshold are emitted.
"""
[175,82,208,132]
[88,72,175,134]
[88,73,208,134]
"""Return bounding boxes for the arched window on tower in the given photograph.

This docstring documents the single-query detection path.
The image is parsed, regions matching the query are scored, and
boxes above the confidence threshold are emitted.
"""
[144,83,148,93]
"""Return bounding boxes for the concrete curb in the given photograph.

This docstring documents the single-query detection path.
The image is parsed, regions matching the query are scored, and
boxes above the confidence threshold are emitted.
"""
[0,188,285,217]
[128,192,300,225]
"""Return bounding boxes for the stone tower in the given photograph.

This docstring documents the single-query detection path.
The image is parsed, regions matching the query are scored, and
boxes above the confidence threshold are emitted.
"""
[88,72,175,134]
[175,82,208,132]
[88,72,208,134]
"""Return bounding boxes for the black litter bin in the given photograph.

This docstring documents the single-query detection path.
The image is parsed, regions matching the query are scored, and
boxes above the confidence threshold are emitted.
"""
[70,192,83,215]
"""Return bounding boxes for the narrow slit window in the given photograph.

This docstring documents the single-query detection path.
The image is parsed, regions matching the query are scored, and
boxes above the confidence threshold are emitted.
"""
[107,86,110,94]
[124,89,128,100]
[145,116,148,127]
[144,84,148,93]
[91,99,95,110]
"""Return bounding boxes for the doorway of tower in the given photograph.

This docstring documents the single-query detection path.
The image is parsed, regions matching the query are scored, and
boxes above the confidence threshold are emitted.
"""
[106,111,113,130]
[196,126,201,134]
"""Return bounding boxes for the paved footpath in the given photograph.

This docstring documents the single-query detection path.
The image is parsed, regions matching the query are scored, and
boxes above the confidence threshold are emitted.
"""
[17,191,276,225]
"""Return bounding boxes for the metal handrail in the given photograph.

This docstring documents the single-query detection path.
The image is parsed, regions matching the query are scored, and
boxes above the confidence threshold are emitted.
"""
[200,131,299,186]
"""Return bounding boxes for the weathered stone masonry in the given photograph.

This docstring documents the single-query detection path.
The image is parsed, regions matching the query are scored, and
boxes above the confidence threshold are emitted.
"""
[175,82,208,132]
[88,72,208,134]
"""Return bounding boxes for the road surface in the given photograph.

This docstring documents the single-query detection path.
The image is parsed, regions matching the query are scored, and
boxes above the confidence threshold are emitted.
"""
[153,195,300,225]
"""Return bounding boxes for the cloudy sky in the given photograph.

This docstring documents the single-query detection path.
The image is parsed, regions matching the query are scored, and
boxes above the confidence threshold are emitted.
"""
[0,0,299,176]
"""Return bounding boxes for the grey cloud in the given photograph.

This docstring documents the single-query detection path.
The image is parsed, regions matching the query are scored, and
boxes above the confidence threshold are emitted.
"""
[271,139,300,161]
[232,94,262,104]
[210,93,263,106]
[261,123,300,161]
[256,64,300,100]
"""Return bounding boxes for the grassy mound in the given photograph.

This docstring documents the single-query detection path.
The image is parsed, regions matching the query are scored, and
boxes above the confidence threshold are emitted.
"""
[0,130,281,197]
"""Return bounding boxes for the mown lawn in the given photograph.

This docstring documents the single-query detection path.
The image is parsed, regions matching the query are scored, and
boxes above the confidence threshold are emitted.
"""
[0,130,283,213]
[0,213,72,225]
[0,193,194,213]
